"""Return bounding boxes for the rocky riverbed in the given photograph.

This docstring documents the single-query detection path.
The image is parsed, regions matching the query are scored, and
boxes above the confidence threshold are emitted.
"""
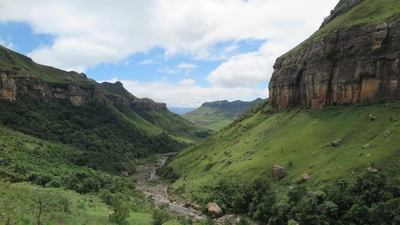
[130,155,205,219]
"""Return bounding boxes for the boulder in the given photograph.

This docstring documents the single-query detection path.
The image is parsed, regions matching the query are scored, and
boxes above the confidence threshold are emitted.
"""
[332,139,342,147]
[120,171,129,177]
[272,165,286,180]
[207,203,223,218]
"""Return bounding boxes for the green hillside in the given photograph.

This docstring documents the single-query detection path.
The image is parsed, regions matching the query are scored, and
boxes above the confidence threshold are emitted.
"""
[100,81,211,142]
[182,99,264,132]
[165,100,400,223]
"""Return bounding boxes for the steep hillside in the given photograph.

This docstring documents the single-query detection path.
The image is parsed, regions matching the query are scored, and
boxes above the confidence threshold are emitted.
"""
[269,0,400,109]
[0,45,206,173]
[165,100,400,223]
[163,0,400,224]
[182,98,264,132]
[100,81,211,142]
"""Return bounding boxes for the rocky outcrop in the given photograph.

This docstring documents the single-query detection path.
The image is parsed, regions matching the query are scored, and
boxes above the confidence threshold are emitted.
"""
[0,70,17,100]
[131,97,167,110]
[269,21,400,109]
[100,81,167,111]
[207,203,223,218]
[12,74,102,106]
[272,165,286,180]
[320,0,365,29]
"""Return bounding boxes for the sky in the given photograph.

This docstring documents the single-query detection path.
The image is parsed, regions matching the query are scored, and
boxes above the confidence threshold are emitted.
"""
[0,0,338,108]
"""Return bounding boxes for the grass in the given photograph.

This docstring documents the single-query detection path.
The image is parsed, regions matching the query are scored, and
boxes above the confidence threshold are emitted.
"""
[286,0,400,58]
[182,99,263,132]
[0,45,92,85]
[168,100,400,201]
[0,181,181,225]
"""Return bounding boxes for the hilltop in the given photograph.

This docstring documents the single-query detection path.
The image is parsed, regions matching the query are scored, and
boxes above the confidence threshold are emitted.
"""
[182,98,264,132]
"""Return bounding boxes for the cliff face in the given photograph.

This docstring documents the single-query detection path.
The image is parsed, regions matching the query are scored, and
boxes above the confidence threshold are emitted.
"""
[0,68,167,110]
[0,70,102,106]
[100,82,167,111]
[269,21,400,109]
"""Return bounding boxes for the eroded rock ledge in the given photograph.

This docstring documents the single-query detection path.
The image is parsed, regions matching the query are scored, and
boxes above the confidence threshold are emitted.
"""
[269,21,400,109]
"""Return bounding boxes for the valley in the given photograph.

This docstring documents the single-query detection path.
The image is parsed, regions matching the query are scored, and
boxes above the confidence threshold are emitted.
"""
[1,0,400,224]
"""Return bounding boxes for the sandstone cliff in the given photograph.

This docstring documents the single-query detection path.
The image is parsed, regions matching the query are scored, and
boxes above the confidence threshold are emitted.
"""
[269,1,400,109]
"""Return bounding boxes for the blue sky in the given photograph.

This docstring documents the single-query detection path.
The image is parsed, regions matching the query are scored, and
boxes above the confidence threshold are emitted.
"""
[0,0,338,107]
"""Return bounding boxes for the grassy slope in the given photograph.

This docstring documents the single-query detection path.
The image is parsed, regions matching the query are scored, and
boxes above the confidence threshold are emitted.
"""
[101,81,209,142]
[182,100,264,132]
[169,100,400,199]
[289,0,400,55]
[182,106,236,132]
[0,45,91,85]
[0,125,179,225]
[0,181,179,225]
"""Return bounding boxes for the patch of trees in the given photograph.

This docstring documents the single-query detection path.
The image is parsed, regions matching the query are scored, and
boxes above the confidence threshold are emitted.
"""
[187,173,400,224]
[0,95,187,173]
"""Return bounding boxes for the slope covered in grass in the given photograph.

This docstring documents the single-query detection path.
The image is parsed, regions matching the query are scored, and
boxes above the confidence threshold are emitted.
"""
[182,99,263,132]
[164,100,400,223]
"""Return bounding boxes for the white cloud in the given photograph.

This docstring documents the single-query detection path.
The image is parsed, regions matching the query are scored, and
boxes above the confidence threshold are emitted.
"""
[137,59,156,65]
[178,79,196,86]
[176,62,197,69]
[113,78,268,107]
[207,52,269,87]
[0,0,338,72]
[157,67,182,74]
[0,36,15,50]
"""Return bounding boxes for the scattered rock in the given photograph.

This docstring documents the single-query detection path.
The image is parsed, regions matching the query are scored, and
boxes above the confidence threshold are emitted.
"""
[363,144,369,149]
[297,174,310,184]
[326,143,330,146]
[271,165,286,180]
[366,154,371,157]
[201,155,207,160]
[246,140,250,143]
[309,164,313,169]
[332,139,342,147]
[358,152,364,157]
[369,114,377,120]
[286,186,294,195]
[120,171,129,177]
[222,157,228,163]
[367,166,378,173]
[384,130,391,135]
[207,203,223,218]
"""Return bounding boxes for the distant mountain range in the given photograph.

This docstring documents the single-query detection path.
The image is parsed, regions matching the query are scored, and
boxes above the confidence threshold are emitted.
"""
[181,98,264,132]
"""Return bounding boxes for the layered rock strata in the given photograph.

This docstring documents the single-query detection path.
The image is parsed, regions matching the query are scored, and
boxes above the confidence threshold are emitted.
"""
[269,21,400,109]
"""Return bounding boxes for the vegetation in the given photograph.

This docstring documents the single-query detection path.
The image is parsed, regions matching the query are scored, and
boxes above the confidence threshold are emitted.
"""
[182,99,263,132]
[165,99,400,223]
[0,95,187,174]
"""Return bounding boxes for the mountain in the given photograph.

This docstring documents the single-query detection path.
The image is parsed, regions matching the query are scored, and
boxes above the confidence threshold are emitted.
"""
[269,0,400,109]
[0,44,209,173]
[162,0,400,224]
[181,98,264,132]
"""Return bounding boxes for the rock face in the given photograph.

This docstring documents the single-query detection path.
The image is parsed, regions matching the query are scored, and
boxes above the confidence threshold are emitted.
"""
[0,69,167,110]
[269,21,400,109]
[272,165,286,180]
[207,203,223,218]
[0,70,17,100]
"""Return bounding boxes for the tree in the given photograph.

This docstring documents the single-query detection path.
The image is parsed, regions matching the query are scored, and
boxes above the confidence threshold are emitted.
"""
[151,208,170,225]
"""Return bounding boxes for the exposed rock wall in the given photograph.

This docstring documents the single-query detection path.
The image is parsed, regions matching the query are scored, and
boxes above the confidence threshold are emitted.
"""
[11,74,102,106]
[0,70,17,100]
[269,21,400,109]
